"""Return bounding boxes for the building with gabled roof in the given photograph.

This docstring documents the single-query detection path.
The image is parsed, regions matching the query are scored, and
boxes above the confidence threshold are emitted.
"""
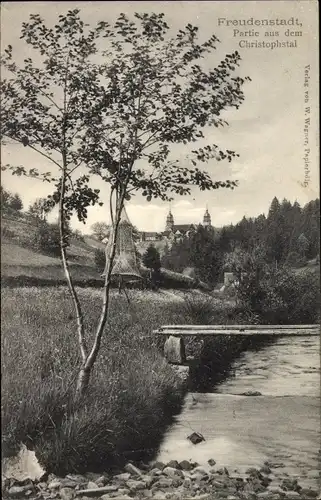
[139,208,213,243]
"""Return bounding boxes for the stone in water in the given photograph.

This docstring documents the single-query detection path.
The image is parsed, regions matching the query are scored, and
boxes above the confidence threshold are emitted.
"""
[187,432,205,445]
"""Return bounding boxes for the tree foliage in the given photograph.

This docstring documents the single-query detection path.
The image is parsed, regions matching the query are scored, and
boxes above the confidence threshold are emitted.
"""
[1,186,23,212]
[225,245,320,324]
[142,244,161,271]
[91,222,110,241]
[222,197,319,266]
[162,225,223,287]
[31,221,66,257]
[28,197,52,220]
[94,248,106,273]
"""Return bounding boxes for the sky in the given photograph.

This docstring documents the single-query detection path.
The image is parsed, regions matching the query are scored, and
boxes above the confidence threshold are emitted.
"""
[1,1,319,233]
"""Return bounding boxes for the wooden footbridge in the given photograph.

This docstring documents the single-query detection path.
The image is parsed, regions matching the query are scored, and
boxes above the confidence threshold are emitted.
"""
[154,324,320,364]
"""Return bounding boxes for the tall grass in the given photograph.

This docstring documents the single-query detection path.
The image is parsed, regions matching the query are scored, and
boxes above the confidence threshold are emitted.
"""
[1,287,186,474]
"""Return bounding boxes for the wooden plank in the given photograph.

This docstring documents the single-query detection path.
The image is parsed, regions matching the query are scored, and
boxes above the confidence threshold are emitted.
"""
[157,329,319,336]
[158,324,320,331]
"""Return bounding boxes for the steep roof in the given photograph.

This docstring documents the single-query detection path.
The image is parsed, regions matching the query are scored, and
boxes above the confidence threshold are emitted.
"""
[141,231,160,237]
[173,224,197,233]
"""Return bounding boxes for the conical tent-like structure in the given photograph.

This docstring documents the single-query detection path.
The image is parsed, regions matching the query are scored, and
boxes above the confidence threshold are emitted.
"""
[102,205,142,282]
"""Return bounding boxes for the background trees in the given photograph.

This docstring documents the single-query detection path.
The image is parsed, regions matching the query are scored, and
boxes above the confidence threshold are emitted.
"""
[28,198,52,221]
[142,244,161,272]
[161,196,319,287]
[1,186,23,213]
[91,222,110,242]
[142,244,161,288]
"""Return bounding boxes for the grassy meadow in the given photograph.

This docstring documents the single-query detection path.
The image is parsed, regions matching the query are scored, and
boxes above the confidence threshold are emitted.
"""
[1,287,190,474]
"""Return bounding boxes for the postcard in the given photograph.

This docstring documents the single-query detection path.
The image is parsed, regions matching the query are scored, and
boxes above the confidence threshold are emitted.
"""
[1,1,320,498]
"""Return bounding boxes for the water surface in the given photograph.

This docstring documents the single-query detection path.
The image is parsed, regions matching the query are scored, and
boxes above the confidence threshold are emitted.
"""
[157,336,320,487]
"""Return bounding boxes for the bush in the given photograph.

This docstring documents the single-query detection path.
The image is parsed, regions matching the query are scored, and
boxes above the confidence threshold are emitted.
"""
[72,229,85,242]
[286,251,307,268]
[9,193,23,211]
[182,291,215,324]
[94,248,106,273]
[1,225,16,239]
[31,222,64,257]
[1,187,23,212]
[236,264,320,324]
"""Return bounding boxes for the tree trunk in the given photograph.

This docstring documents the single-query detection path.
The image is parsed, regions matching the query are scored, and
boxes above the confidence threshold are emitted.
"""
[75,191,125,396]
[76,366,91,396]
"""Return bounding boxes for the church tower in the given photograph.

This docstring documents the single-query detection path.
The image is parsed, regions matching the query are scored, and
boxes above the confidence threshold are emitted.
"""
[203,207,211,227]
[165,209,174,232]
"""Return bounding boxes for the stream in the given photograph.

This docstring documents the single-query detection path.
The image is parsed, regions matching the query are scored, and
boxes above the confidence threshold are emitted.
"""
[157,336,320,488]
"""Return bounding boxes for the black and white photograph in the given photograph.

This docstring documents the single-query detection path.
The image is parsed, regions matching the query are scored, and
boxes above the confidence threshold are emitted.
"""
[1,1,320,499]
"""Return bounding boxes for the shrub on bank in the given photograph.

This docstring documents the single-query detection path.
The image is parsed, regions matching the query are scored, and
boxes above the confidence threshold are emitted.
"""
[1,287,186,474]
[182,291,215,324]
[235,264,320,325]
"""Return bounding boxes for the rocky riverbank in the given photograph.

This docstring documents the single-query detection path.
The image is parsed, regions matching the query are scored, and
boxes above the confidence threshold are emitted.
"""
[3,458,320,500]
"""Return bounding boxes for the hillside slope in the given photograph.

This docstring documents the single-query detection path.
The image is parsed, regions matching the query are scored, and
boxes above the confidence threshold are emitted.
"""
[1,213,208,289]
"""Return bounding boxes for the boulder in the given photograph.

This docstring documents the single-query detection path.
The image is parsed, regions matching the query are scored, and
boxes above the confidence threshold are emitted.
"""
[8,485,34,498]
[60,479,82,488]
[248,478,266,493]
[281,478,298,491]
[60,487,75,500]
[194,467,208,476]
[124,463,142,477]
[284,492,301,499]
[166,460,180,469]
[140,489,153,498]
[126,479,146,492]
[113,473,131,483]
[257,493,272,499]
[208,459,216,467]
[260,465,272,475]
[143,475,156,488]
[246,467,262,477]
[172,478,184,488]
[95,476,108,487]
[267,486,287,495]
[163,467,184,479]
[164,336,186,364]
[261,476,272,487]
[151,461,166,471]
[86,482,99,490]
[48,480,62,490]
[216,467,229,476]
[152,477,174,489]
[66,475,87,483]
[183,478,193,489]
[152,492,167,500]
[179,460,194,471]
[187,432,205,445]
[150,468,163,477]
[300,488,319,498]
[172,365,190,382]
[184,496,211,500]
